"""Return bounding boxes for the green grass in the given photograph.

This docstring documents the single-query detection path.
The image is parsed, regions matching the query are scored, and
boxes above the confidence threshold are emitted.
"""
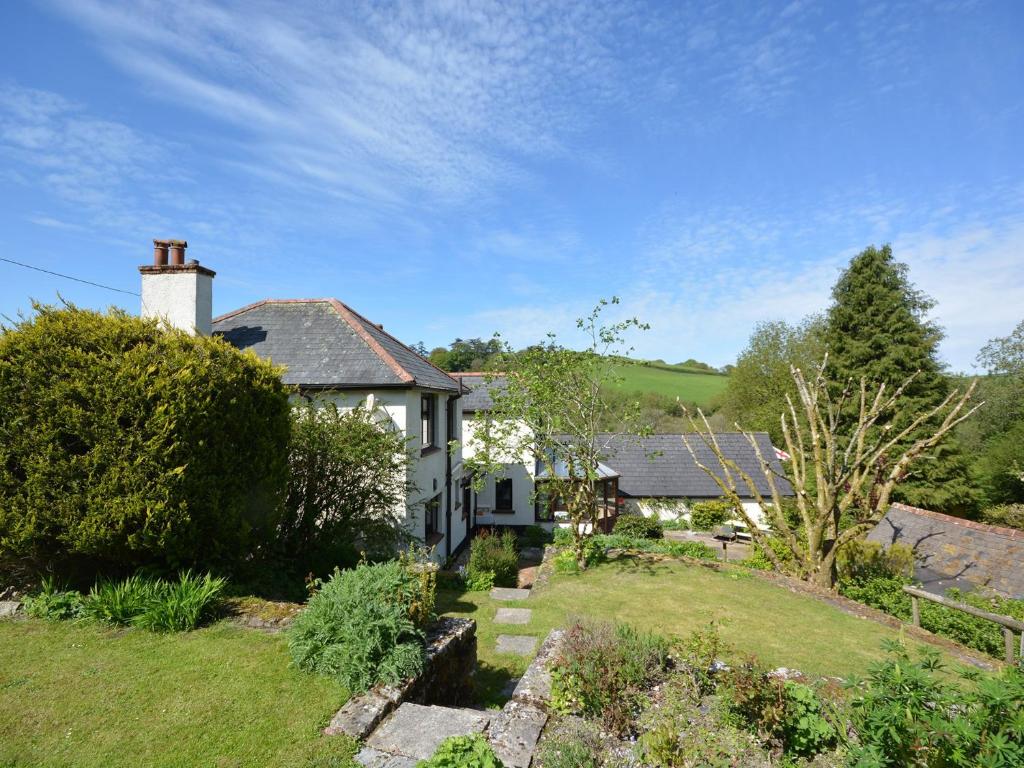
[609,360,728,406]
[0,620,356,768]
[438,554,950,706]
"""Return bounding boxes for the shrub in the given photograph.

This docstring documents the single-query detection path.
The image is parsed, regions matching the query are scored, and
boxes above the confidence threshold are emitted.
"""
[981,503,1024,530]
[133,571,226,632]
[688,499,733,531]
[520,525,553,548]
[552,527,573,546]
[0,304,290,581]
[836,540,914,583]
[838,576,1024,659]
[279,401,414,581]
[742,535,797,573]
[613,515,664,539]
[466,531,518,588]
[847,642,1024,767]
[677,621,731,698]
[22,577,83,620]
[724,660,837,758]
[82,573,164,626]
[287,560,433,692]
[551,619,671,736]
[416,734,504,768]
[660,540,717,560]
[79,570,225,631]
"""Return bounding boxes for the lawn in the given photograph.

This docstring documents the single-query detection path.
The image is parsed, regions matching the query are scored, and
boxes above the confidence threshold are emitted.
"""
[438,553,948,706]
[609,361,729,406]
[0,620,355,768]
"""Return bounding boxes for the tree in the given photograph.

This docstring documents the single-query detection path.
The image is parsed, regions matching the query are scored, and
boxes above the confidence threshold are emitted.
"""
[963,320,1024,505]
[464,298,650,568]
[429,337,504,372]
[278,400,415,578]
[720,316,826,443]
[824,245,978,516]
[684,358,980,590]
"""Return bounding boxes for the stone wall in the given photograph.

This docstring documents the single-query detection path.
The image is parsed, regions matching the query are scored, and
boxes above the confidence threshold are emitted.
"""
[324,617,476,739]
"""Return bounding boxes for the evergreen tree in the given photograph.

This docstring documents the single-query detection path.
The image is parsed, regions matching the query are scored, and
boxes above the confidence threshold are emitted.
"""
[824,245,979,516]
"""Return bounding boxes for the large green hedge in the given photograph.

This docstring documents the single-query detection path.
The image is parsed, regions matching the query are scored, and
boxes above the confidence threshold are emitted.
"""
[0,304,290,580]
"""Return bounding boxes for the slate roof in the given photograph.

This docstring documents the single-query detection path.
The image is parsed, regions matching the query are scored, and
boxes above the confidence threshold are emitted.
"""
[599,432,794,499]
[212,299,460,392]
[452,373,506,411]
[867,503,1024,599]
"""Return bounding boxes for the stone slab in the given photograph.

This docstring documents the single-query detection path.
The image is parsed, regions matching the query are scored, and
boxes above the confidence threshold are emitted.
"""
[495,634,538,656]
[366,703,490,760]
[354,748,418,768]
[323,691,394,739]
[511,629,564,707]
[488,701,548,768]
[490,587,531,601]
[494,607,532,625]
[0,601,21,619]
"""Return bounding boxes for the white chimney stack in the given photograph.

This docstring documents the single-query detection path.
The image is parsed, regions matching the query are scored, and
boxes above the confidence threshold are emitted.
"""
[139,239,215,335]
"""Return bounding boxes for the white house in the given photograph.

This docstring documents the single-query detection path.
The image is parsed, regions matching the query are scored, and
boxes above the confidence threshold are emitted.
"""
[139,239,469,562]
[455,373,793,531]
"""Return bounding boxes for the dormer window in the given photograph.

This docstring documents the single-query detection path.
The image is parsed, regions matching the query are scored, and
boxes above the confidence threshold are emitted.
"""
[421,394,436,450]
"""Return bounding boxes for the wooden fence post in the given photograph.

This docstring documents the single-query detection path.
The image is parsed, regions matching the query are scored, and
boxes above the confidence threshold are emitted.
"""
[1005,628,1015,665]
[911,595,920,627]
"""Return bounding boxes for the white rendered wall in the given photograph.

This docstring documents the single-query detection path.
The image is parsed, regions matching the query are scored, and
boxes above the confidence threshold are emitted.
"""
[626,497,771,530]
[140,271,213,335]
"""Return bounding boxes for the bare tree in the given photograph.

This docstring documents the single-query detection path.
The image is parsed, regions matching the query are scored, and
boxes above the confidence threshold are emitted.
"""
[682,357,980,590]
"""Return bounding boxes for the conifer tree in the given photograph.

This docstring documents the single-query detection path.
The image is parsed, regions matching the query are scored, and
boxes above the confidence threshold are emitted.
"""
[824,245,978,516]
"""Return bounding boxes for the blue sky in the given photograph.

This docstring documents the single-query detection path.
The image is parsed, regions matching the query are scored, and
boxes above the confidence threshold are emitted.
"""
[1,0,1022,371]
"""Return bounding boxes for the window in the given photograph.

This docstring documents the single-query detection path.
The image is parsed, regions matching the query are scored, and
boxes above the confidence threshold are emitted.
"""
[495,478,513,512]
[420,394,436,450]
[424,494,441,540]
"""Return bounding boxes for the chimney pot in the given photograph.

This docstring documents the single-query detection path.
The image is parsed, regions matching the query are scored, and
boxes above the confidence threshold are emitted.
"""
[153,240,169,266]
[168,239,187,266]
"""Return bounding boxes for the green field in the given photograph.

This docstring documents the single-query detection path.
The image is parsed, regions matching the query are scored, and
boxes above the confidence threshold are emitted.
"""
[609,359,729,407]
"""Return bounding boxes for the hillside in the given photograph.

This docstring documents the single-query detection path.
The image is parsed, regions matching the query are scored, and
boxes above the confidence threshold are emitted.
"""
[609,358,729,408]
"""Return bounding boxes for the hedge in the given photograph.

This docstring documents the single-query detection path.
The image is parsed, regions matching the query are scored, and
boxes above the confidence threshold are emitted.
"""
[0,304,290,580]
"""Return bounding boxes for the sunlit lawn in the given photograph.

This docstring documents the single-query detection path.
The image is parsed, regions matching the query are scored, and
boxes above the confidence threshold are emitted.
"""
[0,620,355,768]
[438,553,948,706]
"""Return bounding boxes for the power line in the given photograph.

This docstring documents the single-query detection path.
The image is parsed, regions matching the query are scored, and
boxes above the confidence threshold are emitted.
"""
[0,256,139,297]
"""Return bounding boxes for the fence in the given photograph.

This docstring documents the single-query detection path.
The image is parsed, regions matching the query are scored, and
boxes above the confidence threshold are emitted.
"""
[903,585,1024,665]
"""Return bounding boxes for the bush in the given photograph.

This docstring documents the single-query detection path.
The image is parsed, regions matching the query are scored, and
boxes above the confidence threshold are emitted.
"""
[613,515,664,539]
[132,571,227,632]
[0,304,290,581]
[688,500,733,530]
[279,401,414,581]
[22,577,83,620]
[82,573,164,626]
[416,734,504,768]
[724,660,837,758]
[660,540,717,560]
[848,643,1024,767]
[551,619,671,736]
[836,539,914,583]
[287,560,433,692]
[742,535,797,573]
[466,531,518,589]
[981,503,1024,530]
[80,571,225,631]
[519,525,553,548]
[838,575,1024,659]
[552,527,573,546]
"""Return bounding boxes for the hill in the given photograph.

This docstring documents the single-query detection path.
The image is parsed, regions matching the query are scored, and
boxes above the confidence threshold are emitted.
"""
[609,358,729,408]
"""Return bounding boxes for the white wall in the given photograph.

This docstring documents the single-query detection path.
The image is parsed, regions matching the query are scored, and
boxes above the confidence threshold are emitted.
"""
[626,497,772,530]
[462,415,541,528]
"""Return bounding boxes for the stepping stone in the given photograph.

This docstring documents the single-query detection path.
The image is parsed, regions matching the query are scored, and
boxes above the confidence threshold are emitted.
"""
[494,607,532,625]
[354,747,418,767]
[491,587,531,601]
[366,703,489,760]
[496,634,538,656]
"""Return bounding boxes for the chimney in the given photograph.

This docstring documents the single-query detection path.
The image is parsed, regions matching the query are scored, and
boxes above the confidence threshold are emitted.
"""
[139,238,216,336]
